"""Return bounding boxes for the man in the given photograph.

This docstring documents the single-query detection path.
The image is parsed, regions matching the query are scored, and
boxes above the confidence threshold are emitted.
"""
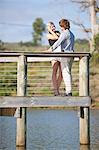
[48,19,75,96]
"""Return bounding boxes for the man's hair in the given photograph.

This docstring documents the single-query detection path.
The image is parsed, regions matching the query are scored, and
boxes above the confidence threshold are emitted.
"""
[59,19,70,29]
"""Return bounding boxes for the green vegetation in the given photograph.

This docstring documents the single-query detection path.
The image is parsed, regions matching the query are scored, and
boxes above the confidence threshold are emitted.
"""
[0,42,48,52]
[90,33,99,66]
[32,18,46,46]
[94,33,99,52]
[91,53,99,65]
[0,63,17,96]
[0,39,90,52]
[74,39,90,52]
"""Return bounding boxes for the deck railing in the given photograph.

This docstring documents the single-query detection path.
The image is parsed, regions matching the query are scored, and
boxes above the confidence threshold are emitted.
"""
[0,52,91,147]
[0,52,81,96]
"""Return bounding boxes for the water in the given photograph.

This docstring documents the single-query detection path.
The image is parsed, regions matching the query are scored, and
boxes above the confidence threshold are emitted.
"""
[0,109,99,150]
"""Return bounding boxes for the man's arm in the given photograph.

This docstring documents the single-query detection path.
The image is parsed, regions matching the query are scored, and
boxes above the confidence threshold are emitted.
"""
[51,31,67,51]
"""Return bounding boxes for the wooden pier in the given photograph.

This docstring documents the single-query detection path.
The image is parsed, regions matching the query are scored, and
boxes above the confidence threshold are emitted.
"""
[0,52,91,147]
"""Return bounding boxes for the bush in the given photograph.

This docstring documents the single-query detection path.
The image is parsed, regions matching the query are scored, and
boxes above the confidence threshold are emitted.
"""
[94,33,99,52]
[91,53,99,65]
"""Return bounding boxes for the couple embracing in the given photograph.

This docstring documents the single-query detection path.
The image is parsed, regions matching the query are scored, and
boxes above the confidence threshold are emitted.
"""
[47,19,75,96]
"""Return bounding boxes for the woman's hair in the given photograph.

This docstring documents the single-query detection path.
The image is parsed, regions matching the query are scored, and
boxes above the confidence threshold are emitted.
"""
[59,19,70,29]
[47,22,55,27]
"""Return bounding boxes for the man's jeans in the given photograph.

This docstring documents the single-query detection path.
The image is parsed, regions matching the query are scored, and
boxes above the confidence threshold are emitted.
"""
[60,57,73,94]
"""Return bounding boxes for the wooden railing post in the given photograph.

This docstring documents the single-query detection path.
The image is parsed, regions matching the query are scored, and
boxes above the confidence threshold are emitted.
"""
[16,54,27,147]
[79,56,90,144]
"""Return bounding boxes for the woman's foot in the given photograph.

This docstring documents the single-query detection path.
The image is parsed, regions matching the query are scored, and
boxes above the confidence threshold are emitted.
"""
[54,89,60,96]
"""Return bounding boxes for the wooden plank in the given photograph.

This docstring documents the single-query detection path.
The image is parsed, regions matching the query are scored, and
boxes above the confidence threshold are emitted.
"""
[0,57,18,62]
[0,52,91,57]
[27,57,79,62]
[0,96,91,108]
[0,57,79,62]
[25,52,91,58]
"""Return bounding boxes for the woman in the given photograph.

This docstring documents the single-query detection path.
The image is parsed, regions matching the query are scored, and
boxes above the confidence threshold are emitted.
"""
[47,22,62,96]
[48,19,75,96]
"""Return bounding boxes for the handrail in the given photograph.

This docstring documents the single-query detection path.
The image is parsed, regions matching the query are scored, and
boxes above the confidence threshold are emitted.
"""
[0,52,91,57]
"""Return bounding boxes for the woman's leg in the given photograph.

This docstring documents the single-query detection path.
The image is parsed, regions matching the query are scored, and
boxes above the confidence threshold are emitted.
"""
[57,62,63,91]
[51,60,60,95]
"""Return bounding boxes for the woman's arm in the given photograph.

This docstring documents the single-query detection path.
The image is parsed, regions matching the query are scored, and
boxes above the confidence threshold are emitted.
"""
[47,26,59,40]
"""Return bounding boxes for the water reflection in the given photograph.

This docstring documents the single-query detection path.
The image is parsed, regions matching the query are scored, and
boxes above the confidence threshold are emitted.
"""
[16,147,26,150]
[16,145,91,150]
[0,110,99,150]
[80,145,90,150]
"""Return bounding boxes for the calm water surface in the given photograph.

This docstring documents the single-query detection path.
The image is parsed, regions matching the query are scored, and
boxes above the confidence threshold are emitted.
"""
[0,109,99,150]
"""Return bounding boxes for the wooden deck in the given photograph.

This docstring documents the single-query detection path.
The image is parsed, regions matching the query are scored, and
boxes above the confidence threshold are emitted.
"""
[0,52,91,145]
[0,96,91,108]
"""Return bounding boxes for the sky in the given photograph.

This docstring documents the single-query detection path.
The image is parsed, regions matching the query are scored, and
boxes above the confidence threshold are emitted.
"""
[0,0,91,44]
